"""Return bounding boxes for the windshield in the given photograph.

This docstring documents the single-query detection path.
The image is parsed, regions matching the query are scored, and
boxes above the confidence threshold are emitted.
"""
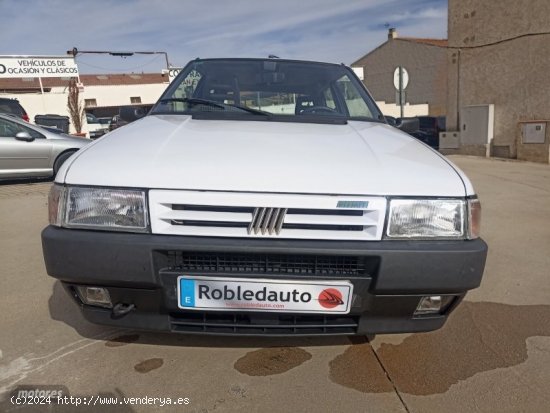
[151,59,382,123]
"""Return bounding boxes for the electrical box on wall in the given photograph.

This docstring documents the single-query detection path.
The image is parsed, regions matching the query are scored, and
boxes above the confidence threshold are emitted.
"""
[460,104,494,156]
[439,132,460,149]
[521,122,546,144]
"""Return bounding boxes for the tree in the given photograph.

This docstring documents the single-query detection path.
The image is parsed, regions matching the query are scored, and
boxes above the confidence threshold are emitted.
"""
[67,78,84,133]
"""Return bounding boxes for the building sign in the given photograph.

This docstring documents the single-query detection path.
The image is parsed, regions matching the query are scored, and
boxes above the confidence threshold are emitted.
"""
[0,56,79,78]
[169,67,182,82]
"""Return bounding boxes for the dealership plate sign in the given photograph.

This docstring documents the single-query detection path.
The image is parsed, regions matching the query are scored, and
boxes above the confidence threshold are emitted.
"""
[178,276,353,314]
[0,56,79,78]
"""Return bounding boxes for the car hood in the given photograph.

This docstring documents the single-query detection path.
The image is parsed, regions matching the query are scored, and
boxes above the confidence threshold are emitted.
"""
[59,115,468,197]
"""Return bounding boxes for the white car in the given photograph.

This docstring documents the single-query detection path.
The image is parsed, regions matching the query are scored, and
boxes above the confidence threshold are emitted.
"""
[42,58,487,337]
[85,113,109,139]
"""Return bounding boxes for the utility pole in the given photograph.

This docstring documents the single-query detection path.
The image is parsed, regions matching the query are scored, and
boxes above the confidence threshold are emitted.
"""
[399,66,404,118]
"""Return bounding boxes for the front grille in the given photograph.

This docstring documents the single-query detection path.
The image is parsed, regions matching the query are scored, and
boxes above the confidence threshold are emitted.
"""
[163,251,374,276]
[170,312,359,335]
[149,190,387,240]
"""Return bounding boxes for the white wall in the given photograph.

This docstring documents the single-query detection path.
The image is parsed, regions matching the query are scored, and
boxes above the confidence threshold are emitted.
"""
[0,82,168,135]
[376,101,429,118]
[81,83,168,108]
[1,91,70,129]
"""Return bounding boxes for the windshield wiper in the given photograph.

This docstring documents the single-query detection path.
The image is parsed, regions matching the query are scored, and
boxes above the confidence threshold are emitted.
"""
[158,97,226,109]
[222,103,271,117]
[157,97,271,116]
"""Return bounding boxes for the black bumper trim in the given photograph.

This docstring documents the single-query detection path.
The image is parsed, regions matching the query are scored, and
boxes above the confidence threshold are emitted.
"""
[77,303,448,336]
[42,226,487,293]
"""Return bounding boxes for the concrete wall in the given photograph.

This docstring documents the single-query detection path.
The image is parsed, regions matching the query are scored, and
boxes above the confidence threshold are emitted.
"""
[0,83,168,134]
[447,0,550,162]
[353,39,447,116]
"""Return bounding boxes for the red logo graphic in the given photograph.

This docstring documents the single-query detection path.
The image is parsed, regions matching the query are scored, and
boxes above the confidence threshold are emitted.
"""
[318,288,344,309]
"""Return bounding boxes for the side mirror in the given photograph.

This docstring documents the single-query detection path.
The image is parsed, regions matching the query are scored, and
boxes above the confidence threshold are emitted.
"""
[119,106,146,122]
[396,117,419,134]
[15,131,34,142]
[384,116,397,127]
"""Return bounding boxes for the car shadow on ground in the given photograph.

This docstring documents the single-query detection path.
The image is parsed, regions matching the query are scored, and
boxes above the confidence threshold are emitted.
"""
[0,177,52,185]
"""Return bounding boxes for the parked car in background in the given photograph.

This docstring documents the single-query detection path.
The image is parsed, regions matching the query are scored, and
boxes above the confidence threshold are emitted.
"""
[108,114,128,131]
[0,98,30,122]
[86,112,109,139]
[410,129,436,147]
[109,106,151,131]
[416,116,446,149]
[418,116,446,134]
[0,113,90,180]
[98,117,112,128]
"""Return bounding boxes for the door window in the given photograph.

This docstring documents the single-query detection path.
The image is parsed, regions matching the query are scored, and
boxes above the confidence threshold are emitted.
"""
[0,118,43,139]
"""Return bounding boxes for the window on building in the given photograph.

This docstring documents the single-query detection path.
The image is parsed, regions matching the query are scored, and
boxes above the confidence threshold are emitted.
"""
[84,99,97,108]
[130,96,142,104]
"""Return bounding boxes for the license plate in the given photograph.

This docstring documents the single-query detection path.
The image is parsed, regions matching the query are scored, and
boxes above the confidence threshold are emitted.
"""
[177,276,353,314]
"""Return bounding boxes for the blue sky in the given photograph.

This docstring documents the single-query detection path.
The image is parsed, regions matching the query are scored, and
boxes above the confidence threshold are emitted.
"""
[0,0,447,74]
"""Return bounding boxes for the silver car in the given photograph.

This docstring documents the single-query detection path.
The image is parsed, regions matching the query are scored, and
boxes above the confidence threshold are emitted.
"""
[0,114,90,180]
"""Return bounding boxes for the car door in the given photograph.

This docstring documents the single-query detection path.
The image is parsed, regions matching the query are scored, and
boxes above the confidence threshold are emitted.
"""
[0,117,53,178]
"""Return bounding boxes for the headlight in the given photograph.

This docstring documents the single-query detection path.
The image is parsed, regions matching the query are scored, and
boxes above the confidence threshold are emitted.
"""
[386,199,466,239]
[48,185,148,232]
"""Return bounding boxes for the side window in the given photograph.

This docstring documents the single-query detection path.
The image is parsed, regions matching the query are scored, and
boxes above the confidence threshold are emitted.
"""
[170,70,202,111]
[336,75,372,118]
[0,118,43,139]
[21,123,44,139]
[0,118,18,137]
[173,70,202,98]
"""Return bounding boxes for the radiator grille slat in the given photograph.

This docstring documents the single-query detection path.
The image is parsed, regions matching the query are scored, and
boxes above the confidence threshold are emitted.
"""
[170,312,360,335]
[149,191,387,240]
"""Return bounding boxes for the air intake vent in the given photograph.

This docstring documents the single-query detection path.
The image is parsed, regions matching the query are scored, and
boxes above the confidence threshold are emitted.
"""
[170,312,359,335]
[161,251,376,276]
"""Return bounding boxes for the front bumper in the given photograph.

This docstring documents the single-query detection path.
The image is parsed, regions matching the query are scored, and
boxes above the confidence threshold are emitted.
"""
[42,226,487,336]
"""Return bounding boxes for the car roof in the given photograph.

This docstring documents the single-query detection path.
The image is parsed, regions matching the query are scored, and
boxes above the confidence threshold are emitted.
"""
[190,57,348,68]
[0,98,22,106]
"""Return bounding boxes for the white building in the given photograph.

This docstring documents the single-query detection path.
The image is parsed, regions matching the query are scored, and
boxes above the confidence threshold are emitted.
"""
[0,73,170,134]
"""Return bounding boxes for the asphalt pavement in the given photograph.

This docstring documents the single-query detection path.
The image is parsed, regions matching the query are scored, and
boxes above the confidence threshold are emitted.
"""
[0,155,549,412]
